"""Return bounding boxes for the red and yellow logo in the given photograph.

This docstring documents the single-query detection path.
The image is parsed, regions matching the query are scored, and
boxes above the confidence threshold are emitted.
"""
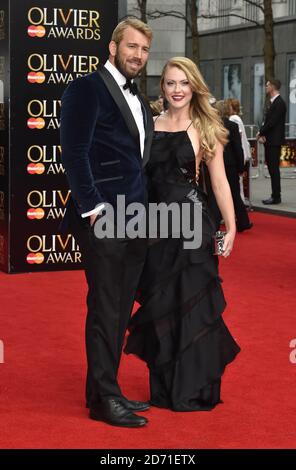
[27,72,45,84]
[27,25,46,37]
[27,163,45,175]
[27,117,45,129]
[27,208,45,220]
[26,252,44,264]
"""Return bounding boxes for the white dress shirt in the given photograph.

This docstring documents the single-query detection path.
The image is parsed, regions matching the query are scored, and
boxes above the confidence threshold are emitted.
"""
[82,60,145,218]
[229,114,251,163]
[104,60,145,156]
[270,93,280,104]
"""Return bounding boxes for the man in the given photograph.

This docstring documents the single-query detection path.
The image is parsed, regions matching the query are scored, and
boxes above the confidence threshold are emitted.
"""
[257,79,286,205]
[60,18,153,427]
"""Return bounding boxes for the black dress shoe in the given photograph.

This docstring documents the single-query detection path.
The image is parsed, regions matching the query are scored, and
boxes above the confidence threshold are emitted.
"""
[86,397,150,411]
[237,222,253,233]
[89,399,148,428]
[120,397,150,412]
[262,197,281,205]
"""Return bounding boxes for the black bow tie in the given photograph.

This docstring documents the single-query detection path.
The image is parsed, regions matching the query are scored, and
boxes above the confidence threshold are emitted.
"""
[123,79,138,96]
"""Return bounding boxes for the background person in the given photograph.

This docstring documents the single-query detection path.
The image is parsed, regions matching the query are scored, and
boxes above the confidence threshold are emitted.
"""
[226,98,251,204]
[257,78,287,205]
[213,100,252,233]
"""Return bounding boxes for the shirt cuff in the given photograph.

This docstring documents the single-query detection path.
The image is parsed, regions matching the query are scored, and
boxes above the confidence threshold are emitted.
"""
[81,203,105,218]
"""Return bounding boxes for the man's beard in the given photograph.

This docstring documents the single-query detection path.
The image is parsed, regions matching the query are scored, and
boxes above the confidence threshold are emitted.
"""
[115,53,141,80]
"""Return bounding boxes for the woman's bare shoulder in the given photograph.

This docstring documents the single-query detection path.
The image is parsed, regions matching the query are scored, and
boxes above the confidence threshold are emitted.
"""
[154,113,169,129]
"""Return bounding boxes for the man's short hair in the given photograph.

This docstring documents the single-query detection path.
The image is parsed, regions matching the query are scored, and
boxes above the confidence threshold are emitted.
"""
[268,78,281,91]
[112,18,153,45]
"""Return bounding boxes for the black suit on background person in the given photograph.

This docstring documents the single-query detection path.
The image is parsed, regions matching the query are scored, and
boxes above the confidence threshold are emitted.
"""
[209,118,252,232]
[257,79,287,204]
[60,19,154,428]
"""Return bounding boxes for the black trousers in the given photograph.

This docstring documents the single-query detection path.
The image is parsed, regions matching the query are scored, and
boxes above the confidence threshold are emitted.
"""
[225,166,250,231]
[208,166,250,231]
[68,202,148,405]
[265,145,281,199]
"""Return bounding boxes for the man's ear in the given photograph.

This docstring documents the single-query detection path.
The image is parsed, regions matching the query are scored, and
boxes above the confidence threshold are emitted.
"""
[109,41,117,58]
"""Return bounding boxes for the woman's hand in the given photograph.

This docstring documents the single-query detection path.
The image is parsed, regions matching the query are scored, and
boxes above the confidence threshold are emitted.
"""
[222,230,235,258]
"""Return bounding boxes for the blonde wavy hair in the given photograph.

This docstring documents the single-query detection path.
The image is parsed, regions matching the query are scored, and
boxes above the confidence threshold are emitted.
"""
[160,57,228,160]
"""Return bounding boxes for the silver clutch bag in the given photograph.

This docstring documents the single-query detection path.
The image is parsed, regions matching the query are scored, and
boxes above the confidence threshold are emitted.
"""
[213,230,226,255]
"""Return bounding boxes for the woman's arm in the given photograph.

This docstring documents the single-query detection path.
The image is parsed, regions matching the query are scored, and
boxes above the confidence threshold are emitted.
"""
[206,142,236,257]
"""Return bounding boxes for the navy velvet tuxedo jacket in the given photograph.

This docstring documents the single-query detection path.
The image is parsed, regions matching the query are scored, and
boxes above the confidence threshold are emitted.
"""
[60,66,154,217]
[259,95,286,147]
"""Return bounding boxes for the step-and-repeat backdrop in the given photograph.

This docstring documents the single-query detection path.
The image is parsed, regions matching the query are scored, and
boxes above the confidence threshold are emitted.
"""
[0,0,118,272]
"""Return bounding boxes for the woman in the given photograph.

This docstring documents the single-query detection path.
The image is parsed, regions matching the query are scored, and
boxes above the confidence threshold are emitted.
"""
[125,57,240,411]
[226,98,252,204]
[213,100,252,233]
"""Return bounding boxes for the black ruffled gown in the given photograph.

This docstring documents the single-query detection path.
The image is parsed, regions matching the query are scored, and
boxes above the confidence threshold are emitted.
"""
[125,130,240,411]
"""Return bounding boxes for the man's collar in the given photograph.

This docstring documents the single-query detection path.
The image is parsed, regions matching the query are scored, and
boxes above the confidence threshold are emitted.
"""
[104,60,134,88]
[270,93,280,103]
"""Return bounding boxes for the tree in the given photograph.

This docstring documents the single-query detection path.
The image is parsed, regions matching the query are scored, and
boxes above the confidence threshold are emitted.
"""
[135,0,275,81]
[201,0,275,81]
[262,0,275,80]
[130,0,275,95]
[146,1,200,66]
[130,1,199,94]
[189,1,199,65]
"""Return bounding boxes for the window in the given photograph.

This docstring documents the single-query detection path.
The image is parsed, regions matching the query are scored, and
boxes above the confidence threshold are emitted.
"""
[289,0,296,15]
[146,76,161,99]
[200,61,215,96]
[244,2,259,24]
[217,0,231,28]
[253,63,265,126]
[223,64,241,102]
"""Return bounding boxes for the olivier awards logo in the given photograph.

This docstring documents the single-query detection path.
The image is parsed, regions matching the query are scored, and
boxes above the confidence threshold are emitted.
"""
[27,145,64,176]
[27,7,101,40]
[27,189,70,221]
[27,99,61,130]
[26,234,81,265]
[27,53,99,85]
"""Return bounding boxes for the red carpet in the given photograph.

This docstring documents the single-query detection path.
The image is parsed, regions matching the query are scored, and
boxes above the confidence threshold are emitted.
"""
[0,211,296,449]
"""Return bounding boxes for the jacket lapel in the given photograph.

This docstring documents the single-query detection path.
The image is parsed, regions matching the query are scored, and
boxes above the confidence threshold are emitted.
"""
[97,66,140,148]
[97,65,154,167]
[138,95,154,167]
[266,95,280,116]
